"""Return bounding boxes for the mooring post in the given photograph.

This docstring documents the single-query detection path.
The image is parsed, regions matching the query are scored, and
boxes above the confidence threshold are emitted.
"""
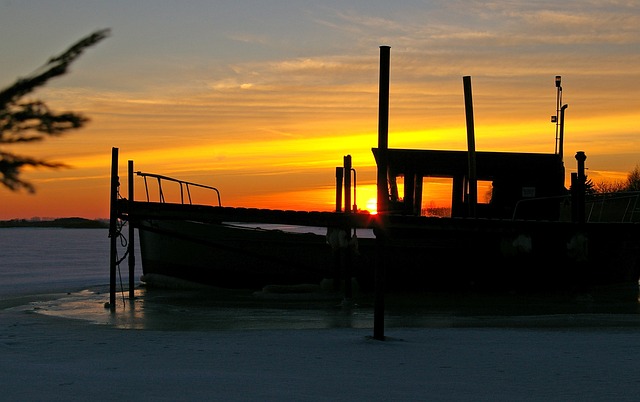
[109,147,119,310]
[344,155,352,214]
[335,167,344,213]
[343,155,353,300]
[570,172,578,222]
[127,160,135,299]
[575,151,587,224]
[377,46,390,217]
[331,167,344,290]
[374,45,391,341]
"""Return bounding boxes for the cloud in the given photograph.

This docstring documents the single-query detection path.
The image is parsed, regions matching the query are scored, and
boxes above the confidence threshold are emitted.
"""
[226,32,269,45]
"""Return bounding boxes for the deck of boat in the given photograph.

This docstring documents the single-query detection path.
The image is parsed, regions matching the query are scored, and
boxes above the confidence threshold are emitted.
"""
[117,199,378,229]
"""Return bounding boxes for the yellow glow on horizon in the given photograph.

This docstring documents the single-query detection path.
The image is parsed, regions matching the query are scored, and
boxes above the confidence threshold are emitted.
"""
[114,132,382,179]
[233,186,337,212]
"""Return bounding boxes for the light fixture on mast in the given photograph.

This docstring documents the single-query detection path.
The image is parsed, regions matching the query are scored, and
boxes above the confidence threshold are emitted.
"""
[551,75,568,161]
[552,75,562,154]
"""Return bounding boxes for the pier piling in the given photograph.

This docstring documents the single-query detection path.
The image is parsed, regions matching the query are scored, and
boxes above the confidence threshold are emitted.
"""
[374,45,391,341]
[343,155,353,300]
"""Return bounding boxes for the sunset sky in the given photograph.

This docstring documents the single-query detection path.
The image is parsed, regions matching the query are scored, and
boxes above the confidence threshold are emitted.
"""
[1,1,638,219]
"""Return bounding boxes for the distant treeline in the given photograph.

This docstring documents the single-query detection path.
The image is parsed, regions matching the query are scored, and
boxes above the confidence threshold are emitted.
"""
[0,217,109,229]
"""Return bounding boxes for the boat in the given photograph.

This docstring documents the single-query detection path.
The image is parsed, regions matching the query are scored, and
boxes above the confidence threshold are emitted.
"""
[112,47,640,295]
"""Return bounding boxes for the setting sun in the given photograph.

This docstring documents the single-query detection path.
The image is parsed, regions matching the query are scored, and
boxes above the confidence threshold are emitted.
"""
[365,197,378,215]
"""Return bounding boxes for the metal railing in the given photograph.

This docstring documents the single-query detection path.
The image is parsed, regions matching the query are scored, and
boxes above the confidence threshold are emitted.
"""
[512,191,640,223]
[136,171,221,206]
[511,194,569,220]
[585,191,640,223]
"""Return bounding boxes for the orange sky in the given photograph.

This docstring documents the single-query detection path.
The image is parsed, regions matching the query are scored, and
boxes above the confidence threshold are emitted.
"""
[1,2,638,219]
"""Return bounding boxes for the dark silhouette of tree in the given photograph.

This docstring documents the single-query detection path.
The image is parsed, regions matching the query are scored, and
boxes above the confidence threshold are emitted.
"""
[0,29,110,192]
[625,164,640,191]
[593,179,626,194]
[592,164,640,194]
[585,177,596,195]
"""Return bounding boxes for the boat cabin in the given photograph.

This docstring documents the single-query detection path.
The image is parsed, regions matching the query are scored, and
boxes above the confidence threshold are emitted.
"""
[373,148,566,220]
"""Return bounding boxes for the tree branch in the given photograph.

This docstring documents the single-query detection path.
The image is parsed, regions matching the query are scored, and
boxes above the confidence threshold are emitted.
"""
[0,28,110,192]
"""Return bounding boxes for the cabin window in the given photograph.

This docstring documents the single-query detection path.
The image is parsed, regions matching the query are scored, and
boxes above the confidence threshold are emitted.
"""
[419,178,494,217]
[391,175,404,203]
[421,177,453,217]
[478,180,493,204]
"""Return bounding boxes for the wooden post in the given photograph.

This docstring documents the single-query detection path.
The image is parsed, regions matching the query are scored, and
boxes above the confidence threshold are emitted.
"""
[575,151,587,224]
[463,76,477,218]
[343,155,353,300]
[109,147,119,310]
[344,155,352,214]
[127,160,135,299]
[332,167,344,291]
[414,174,423,215]
[374,45,391,341]
[377,46,390,216]
[335,167,344,212]
[404,172,415,215]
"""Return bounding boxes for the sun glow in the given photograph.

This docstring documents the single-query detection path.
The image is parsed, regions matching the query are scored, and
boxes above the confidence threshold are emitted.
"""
[365,197,378,215]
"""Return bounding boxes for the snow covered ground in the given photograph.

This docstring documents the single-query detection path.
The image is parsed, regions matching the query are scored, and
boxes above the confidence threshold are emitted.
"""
[2,304,640,401]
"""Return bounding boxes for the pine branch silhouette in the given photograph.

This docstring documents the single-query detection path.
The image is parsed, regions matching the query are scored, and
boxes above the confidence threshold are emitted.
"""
[0,28,110,192]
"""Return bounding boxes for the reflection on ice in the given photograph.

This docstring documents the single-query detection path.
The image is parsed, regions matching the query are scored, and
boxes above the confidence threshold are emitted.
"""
[13,283,640,331]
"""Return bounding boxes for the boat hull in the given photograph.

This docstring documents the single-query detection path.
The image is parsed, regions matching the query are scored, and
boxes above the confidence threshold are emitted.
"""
[138,220,336,289]
[137,216,640,293]
[358,218,640,293]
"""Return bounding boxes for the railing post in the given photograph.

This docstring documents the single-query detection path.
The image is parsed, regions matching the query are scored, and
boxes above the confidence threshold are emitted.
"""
[128,160,135,300]
[109,147,119,310]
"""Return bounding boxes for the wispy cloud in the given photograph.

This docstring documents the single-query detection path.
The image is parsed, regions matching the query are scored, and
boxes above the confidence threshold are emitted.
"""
[226,32,269,45]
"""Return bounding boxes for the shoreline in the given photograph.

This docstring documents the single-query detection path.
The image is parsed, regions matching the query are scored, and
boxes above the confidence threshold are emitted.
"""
[0,217,108,229]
